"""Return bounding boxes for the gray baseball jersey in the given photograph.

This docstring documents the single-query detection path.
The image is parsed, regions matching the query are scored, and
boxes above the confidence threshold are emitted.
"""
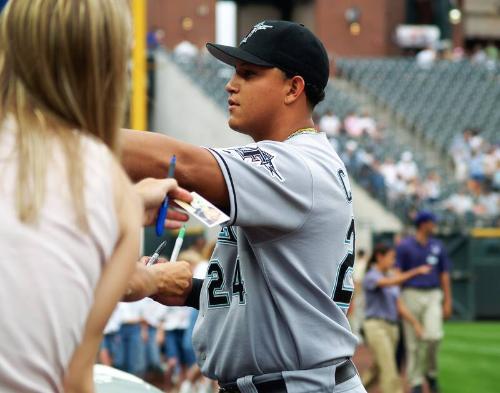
[192,132,358,383]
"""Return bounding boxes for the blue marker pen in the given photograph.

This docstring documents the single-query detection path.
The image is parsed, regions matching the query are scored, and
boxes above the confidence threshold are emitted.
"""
[155,155,176,237]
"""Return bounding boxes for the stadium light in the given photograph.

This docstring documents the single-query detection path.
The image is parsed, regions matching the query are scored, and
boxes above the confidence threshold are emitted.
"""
[345,7,361,36]
[449,8,462,25]
[182,17,194,31]
[350,23,361,36]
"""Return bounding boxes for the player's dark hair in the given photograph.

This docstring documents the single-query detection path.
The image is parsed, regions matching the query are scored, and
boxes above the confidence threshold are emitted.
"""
[366,243,393,273]
[283,70,325,110]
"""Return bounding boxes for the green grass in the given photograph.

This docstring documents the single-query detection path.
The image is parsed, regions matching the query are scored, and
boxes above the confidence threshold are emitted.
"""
[440,322,500,393]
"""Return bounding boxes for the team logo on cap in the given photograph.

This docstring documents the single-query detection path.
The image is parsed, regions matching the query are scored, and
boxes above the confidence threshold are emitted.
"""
[224,145,284,182]
[240,21,273,44]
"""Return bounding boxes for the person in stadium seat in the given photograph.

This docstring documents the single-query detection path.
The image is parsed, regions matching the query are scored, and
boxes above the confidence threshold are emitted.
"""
[319,109,341,137]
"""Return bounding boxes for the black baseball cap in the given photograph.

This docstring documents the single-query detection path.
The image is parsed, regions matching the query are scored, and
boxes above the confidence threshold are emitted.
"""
[206,20,329,91]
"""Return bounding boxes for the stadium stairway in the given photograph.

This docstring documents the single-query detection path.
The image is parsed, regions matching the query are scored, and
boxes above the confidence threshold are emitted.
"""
[151,49,402,248]
[151,50,250,148]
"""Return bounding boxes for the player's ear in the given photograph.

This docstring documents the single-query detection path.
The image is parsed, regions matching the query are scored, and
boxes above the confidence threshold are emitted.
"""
[284,75,306,105]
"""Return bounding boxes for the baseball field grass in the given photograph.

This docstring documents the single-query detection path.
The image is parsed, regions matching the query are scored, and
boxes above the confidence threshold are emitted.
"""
[440,322,500,393]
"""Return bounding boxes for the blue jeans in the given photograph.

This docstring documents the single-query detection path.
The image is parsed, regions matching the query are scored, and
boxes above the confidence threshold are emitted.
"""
[145,325,162,371]
[165,328,196,367]
[181,309,198,366]
[117,323,145,376]
[102,332,123,367]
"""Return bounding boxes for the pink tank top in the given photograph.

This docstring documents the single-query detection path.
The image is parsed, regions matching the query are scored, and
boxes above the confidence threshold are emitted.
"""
[0,118,119,392]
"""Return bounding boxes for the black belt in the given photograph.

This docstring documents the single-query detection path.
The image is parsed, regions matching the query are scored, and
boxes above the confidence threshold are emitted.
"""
[218,360,357,393]
[404,287,440,291]
[365,317,398,326]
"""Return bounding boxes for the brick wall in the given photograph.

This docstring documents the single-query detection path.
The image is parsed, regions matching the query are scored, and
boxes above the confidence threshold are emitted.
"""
[315,0,405,57]
[147,0,215,50]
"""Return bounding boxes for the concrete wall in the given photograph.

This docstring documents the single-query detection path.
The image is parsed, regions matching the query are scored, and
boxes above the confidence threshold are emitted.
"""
[152,50,250,147]
[464,0,500,38]
[351,181,402,252]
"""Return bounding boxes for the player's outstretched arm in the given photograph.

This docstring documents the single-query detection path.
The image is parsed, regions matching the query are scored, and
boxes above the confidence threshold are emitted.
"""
[120,129,229,212]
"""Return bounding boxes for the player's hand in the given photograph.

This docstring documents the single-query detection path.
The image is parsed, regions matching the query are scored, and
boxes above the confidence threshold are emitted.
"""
[416,264,432,275]
[143,257,193,306]
[134,178,192,228]
[443,298,453,320]
[413,321,424,339]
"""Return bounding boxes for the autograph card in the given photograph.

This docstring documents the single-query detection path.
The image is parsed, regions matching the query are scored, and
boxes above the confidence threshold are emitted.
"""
[174,192,230,227]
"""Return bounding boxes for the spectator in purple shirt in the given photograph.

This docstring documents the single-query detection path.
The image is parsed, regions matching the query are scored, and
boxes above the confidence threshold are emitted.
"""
[395,211,453,393]
[362,243,430,393]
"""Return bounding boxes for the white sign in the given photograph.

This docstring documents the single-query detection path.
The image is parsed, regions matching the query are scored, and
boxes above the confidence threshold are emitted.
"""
[395,25,441,48]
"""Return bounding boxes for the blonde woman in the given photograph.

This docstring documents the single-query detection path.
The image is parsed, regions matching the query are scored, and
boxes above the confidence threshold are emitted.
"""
[0,1,189,392]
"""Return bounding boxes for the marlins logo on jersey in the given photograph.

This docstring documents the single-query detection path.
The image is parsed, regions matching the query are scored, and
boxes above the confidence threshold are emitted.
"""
[223,145,285,182]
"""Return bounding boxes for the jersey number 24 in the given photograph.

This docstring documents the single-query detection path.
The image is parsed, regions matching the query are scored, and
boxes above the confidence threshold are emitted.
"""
[332,218,355,311]
[207,258,245,308]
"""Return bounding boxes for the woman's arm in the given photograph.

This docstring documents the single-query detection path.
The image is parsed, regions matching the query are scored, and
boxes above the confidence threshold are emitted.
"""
[376,264,432,287]
[64,158,142,393]
[397,298,424,339]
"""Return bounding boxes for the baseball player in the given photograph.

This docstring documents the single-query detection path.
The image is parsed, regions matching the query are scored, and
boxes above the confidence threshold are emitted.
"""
[123,21,365,393]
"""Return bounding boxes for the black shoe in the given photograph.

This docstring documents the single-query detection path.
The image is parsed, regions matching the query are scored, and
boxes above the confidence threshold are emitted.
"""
[426,375,440,393]
[411,386,423,393]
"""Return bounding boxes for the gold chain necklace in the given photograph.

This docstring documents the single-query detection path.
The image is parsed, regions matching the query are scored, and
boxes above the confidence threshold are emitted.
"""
[286,127,318,141]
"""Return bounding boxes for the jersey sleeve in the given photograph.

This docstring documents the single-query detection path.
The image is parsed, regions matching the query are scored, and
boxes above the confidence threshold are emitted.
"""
[207,141,313,231]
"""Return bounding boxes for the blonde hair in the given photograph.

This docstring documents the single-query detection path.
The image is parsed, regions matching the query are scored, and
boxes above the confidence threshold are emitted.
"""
[0,0,131,227]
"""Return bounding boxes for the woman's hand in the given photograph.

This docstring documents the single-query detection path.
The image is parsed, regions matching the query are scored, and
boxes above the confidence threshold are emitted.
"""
[134,178,193,228]
[415,264,432,275]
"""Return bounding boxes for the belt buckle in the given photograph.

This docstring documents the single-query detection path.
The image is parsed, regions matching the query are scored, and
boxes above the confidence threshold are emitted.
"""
[219,385,238,393]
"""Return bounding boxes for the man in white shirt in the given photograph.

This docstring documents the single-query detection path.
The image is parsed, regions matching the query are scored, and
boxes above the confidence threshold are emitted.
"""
[319,110,341,137]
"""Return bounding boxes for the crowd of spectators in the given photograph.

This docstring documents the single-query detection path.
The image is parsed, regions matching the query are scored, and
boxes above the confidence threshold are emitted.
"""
[415,42,499,71]
[445,129,500,225]
[98,238,217,393]
[317,111,500,228]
